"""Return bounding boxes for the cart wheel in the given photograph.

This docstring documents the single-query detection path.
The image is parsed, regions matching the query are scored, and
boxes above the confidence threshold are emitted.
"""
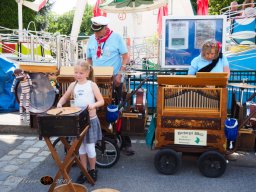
[154,149,180,175]
[198,151,227,178]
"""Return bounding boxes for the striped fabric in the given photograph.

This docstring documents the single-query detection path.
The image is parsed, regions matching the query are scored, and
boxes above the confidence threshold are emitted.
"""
[84,116,102,144]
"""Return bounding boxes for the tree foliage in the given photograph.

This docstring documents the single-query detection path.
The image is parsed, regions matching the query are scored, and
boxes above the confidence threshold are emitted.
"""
[190,0,244,15]
[80,5,94,36]
[45,4,93,36]
[0,0,93,36]
[208,0,244,15]
[47,11,75,35]
[0,0,53,31]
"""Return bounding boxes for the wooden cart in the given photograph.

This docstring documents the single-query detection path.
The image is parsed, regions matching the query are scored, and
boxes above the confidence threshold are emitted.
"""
[154,73,229,178]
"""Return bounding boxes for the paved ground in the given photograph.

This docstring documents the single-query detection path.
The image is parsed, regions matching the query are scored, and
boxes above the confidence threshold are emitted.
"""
[0,112,256,192]
[0,134,54,192]
[0,135,255,192]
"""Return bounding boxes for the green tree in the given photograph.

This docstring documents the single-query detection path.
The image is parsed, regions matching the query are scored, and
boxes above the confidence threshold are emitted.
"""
[0,0,53,31]
[190,0,244,15]
[46,4,93,36]
[54,11,75,35]
[209,0,244,15]
[80,5,94,36]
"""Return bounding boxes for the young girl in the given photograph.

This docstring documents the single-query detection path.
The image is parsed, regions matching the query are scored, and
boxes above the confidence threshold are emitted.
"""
[57,60,104,183]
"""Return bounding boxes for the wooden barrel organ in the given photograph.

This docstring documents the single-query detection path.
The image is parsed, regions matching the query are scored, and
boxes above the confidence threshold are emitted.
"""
[155,73,228,154]
[153,73,229,178]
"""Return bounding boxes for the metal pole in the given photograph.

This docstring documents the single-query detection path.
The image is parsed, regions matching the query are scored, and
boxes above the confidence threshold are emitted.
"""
[70,0,87,63]
[56,35,61,69]
[18,0,23,42]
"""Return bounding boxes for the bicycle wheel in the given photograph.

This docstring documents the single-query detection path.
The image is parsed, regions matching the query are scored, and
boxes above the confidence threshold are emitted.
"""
[96,137,120,168]
[52,137,61,149]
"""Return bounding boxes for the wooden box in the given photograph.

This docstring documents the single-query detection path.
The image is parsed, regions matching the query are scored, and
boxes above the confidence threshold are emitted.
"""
[19,62,58,73]
[121,115,147,136]
[37,108,89,137]
[237,132,256,151]
[155,74,228,154]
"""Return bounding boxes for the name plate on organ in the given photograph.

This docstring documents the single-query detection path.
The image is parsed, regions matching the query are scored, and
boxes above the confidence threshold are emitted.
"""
[161,117,221,130]
[174,130,207,146]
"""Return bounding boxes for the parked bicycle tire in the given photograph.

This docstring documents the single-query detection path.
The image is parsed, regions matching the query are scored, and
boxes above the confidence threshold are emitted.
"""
[96,137,120,168]
[52,137,61,149]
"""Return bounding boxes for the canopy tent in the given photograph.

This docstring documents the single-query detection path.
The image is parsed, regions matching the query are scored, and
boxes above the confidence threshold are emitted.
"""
[0,56,18,113]
[22,0,48,12]
[100,0,167,13]
[98,0,193,38]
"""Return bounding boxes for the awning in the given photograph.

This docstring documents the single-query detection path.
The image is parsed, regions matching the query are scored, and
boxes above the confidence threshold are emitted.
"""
[22,0,48,12]
[100,0,167,13]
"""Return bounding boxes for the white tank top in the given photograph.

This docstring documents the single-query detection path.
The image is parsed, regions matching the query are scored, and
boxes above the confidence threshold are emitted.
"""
[74,80,95,108]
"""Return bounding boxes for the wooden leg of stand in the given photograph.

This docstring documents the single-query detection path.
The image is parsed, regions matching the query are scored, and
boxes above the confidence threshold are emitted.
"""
[45,125,94,192]
[60,127,95,185]
[44,137,75,192]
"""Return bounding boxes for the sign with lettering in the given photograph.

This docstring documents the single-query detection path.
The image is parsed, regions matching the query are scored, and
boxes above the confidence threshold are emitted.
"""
[174,130,207,146]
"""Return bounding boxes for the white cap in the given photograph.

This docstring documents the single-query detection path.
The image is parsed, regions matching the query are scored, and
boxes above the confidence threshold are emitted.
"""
[91,16,109,26]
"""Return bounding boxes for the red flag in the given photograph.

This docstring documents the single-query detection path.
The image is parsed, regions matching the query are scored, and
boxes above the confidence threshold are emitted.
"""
[197,0,208,15]
[22,0,48,12]
[38,0,48,11]
[94,0,107,17]
[157,5,168,37]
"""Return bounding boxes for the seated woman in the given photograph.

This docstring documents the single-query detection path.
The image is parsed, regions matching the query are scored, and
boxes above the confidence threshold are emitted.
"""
[241,0,256,17]
[188,39,230,77]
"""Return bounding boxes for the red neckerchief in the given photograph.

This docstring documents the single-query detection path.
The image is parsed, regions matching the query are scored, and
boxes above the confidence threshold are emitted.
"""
[95,27,113,58]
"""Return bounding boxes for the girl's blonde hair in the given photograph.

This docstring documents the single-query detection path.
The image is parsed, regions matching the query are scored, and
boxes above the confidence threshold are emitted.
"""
[201,39,220,60]
[75,59,94,81]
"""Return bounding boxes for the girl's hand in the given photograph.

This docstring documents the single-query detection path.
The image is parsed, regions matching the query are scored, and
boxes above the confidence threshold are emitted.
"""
[88,104,96,111]
[57,103,62,108]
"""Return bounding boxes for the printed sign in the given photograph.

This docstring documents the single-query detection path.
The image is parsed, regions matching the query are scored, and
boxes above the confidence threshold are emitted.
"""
[174,130,207,146]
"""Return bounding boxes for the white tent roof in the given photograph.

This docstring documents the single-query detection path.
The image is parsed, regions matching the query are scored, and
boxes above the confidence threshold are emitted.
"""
[100,0,167,13]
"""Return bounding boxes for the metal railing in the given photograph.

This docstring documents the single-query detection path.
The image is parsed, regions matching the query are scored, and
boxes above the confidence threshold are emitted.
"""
[127,69,256,114]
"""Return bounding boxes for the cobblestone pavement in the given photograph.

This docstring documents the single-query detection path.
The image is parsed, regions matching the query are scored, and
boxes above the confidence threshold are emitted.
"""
[1,113,256,192]
[0,135,55,192]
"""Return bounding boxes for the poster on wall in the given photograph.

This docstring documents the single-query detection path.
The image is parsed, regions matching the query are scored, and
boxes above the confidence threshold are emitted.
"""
[161,15,226,68]
[195,20,216,49]
[168,21,189,49]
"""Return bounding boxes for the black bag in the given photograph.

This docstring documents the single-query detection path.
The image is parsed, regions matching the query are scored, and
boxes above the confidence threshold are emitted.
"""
[198,53,223,73]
